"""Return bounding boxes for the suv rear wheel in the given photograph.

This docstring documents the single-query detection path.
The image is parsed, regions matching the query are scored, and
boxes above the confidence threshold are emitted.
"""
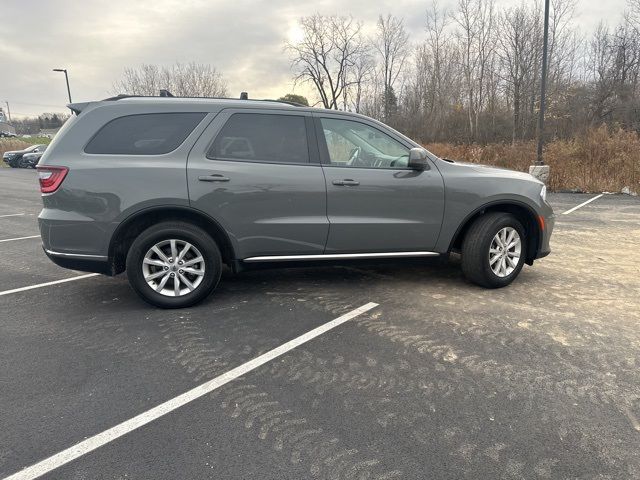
[461,212,527,288]
[125,221,222,308]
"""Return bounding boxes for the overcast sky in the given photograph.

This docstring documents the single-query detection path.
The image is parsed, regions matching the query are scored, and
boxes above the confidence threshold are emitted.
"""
[0,0,629,118]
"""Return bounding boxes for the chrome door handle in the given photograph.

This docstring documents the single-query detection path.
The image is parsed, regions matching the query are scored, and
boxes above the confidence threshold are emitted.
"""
[198,174,230,182]
[332,179,360,186]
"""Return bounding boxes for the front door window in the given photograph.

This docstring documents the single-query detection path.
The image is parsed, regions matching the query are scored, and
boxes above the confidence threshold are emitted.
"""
[320,118,409,169]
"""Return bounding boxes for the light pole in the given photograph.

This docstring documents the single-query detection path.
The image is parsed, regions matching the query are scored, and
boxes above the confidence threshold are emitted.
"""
[53,68,72,103]
[536,0,550,166]
[529,0,551,182]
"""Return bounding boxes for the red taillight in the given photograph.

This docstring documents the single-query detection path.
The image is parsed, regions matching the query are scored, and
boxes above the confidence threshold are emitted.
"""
[36,166,68,194]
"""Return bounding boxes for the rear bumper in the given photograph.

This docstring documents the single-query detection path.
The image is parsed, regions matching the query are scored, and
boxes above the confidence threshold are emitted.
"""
[38,210,111,258]
[44,248,113,275]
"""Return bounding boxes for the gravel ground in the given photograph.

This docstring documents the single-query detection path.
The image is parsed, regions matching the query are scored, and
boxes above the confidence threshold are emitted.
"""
[1,168,639,480]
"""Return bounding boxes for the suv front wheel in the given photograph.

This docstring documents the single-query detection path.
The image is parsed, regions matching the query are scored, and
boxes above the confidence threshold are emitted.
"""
[461,212,527,288]
[126,221,222,308]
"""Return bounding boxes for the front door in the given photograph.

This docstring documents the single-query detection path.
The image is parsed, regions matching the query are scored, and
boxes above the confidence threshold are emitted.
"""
[316,115,445,253]
[187,109,328,259]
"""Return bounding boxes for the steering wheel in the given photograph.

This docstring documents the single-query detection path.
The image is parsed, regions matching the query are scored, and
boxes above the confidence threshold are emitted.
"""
[347,146,361,166]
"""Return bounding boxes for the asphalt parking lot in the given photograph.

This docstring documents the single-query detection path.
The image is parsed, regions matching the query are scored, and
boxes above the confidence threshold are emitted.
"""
[1,168,639,480]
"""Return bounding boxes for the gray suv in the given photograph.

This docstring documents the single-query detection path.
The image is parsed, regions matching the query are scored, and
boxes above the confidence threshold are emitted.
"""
[37,95,554,308]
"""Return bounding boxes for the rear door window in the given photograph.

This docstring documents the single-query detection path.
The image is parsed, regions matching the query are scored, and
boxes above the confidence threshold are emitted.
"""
[85,113,206,155]
[208,113,309,164]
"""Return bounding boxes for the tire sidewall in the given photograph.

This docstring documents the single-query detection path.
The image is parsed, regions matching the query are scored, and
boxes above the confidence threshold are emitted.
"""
[481,216,527,287]
[126,224,221,308]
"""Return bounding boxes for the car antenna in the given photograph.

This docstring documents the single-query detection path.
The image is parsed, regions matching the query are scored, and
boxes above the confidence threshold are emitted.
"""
[240,92,248,100]
[159,89,174,97]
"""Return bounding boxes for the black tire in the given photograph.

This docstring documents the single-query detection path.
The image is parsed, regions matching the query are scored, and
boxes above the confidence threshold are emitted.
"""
[126,221,222,308]
[461,212,527,288]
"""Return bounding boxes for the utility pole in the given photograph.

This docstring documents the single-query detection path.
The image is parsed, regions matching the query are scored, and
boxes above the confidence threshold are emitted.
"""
[529,0,551,183]
[4,101,11,122]
[53,68,72,103]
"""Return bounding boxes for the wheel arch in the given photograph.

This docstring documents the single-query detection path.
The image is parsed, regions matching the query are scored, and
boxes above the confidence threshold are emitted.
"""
[108,206,236,275]
[448,200,542,265]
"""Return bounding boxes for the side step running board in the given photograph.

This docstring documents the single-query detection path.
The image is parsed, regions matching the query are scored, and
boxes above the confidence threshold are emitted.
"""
[243,251,440,263]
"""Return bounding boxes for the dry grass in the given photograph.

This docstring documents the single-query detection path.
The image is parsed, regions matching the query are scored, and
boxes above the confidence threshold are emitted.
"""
[0,139,31,155]
[426,126,640,193]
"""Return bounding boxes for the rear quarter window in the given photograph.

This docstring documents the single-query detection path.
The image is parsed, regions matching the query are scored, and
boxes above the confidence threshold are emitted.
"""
[84,112,206,155]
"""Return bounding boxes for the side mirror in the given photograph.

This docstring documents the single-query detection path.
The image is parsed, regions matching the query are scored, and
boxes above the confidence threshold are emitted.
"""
[408,148,429,171]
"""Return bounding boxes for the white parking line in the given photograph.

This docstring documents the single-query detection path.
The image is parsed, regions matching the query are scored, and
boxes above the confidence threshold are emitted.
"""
[562,194,604,215]
[0,274,100,297]
[2,302,379,480]
[0,213,25,218]
[0,235,40,243]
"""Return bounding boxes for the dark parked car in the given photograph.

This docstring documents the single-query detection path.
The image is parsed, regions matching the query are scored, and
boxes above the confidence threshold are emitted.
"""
[19,146,47,168]
[3,144,46,167]
[37,95,554,308]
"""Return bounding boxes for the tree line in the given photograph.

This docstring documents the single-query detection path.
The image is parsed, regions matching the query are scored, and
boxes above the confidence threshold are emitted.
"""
[35,1,639,147]
[286,0,640,144]
[12,113,70,135]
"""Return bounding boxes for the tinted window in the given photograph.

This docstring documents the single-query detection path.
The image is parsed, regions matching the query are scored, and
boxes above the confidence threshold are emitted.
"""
[320,118,409,168]
[208,113,309,164]
[85,113,206,155]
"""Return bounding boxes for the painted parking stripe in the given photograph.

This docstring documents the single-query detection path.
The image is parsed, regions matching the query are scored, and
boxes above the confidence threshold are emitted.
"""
[2,302,379,480]
[562,194,604,215]
[0,213,25,218]
[0,235,40,243]
[0,274,100,297]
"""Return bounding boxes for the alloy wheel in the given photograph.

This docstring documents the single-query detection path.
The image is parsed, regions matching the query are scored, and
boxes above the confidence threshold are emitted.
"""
[142,239,205,297]
[489,227,521,277]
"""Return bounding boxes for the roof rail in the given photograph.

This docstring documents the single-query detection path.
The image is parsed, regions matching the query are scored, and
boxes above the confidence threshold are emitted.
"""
[100,93,305,107]
[259,99,306,107]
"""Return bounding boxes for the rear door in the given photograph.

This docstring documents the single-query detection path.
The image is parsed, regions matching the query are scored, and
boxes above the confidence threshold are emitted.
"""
[187,108,328,259]
[315,114,445,253]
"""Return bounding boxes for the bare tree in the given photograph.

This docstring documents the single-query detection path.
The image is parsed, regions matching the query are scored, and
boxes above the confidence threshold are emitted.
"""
[286,15,367,109]
[283,3,639,142]
[545,0,580,108]
[498,4,539,142]
[588,23,616,121]
[349,48,376,113]
[374,14,410,121]
[630,0,640,35]
[404,0,462,141]
[453,0,497,141]
[112,62,228,97]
